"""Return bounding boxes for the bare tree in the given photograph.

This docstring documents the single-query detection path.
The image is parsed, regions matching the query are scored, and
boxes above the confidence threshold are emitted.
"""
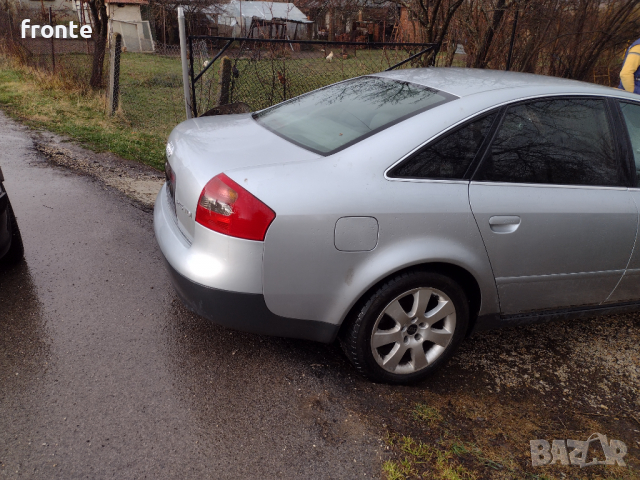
[88,0,108,88]
[554,0,639,81]
[471,0,513,68]
[453,0,640,83]
[390,0,466,64]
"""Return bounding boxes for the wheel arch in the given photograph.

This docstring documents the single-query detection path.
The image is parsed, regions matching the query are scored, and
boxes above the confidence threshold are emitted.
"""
[337,262,483,339]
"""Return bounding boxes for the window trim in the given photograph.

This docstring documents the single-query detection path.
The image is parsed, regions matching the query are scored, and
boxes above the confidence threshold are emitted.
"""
[470,95,630,188]
[468,180,629,192]
[463,108,504,180]
[611,97,640,188]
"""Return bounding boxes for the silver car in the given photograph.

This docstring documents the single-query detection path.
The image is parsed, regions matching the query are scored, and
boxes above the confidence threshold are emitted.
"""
[154,68,640,384]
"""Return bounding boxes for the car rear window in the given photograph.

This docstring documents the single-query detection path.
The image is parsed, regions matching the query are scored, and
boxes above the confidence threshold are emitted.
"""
[253,76,456,155]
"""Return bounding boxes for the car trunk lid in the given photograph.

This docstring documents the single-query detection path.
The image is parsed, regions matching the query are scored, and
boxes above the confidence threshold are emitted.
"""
[166,114,321,241]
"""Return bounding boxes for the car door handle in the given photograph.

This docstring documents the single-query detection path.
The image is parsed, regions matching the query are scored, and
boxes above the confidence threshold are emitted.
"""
[489,216,521,234]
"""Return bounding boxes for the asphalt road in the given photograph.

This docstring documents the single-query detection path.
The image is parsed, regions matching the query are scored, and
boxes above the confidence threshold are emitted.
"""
[0,113,381,479]
[3,111,639,480]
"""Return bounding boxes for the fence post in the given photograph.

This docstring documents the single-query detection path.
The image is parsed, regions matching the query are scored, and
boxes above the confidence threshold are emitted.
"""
[106,33,122,116]
[178,6,192,120]
[217,56,232,106]
[7,10,14,44]
[49,7,55,73]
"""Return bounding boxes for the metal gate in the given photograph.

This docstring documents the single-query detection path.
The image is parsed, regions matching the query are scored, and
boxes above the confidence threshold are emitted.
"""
[187,36,437,118]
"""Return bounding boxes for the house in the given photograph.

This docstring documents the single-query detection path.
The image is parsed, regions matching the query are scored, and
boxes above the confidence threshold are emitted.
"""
[295,0,396,42]
[72,0,153,51]
[210,1,313,40]
[393,6,421,43]
[106,0,154,52]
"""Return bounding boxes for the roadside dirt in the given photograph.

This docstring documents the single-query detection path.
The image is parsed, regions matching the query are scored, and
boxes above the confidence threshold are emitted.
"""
[13,126,640,480]
[340,314,640,479]
[30,130,164,210]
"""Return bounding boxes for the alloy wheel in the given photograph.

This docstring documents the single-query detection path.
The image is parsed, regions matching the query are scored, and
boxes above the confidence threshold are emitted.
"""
[370,287,456,374]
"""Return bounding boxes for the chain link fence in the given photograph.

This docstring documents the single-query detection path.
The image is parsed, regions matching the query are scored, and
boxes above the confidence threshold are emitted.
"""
[189,37,436,117]
[0,7,104,91]
[4,36,103,90]
[0,32,434,162]
[115,50,185,142]
[3,35,185,141]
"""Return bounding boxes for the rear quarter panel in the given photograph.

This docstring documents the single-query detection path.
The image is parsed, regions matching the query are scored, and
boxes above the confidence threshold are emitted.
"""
[225,103,500,327]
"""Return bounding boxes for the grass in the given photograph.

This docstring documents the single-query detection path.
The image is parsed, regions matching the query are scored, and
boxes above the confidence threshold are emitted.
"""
[382,433,566,480]
[381,399,635,480]
[0,56,167,170]
[118,53,185,143]
[412,403,444,426]
[382,435,477,480]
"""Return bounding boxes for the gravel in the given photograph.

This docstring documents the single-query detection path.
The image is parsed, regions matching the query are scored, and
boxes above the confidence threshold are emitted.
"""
[31,130,164,209]
[452,313,640,414]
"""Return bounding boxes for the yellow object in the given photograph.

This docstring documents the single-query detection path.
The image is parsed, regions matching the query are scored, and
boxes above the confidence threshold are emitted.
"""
[621,45,640,92]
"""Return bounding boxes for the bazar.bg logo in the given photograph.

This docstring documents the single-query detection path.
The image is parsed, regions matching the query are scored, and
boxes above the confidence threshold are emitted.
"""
[531,433,627,468]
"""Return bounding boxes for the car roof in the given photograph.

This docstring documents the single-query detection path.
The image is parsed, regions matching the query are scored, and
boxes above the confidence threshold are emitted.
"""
[374,67,636,100]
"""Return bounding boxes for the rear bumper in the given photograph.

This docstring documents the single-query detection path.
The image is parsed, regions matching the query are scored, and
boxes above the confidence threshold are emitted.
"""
[154,183,264,293]
[154,184,339,343]
[165,260,339,343]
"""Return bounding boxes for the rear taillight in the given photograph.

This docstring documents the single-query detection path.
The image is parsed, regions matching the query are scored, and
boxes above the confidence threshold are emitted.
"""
[195,173,275,241]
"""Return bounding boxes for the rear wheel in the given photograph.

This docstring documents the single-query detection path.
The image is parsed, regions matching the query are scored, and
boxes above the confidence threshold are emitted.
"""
[340,271,468,384]
[1,199,24,267]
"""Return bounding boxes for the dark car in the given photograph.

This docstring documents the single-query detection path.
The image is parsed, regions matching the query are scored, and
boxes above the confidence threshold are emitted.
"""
[0,167,23,267]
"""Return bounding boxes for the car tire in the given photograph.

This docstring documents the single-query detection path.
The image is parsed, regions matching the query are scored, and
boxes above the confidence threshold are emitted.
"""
[0,199,24,267]
[339,271,469,384]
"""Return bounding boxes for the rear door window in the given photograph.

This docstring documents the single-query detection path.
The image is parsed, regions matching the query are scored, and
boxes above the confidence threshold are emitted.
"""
[474,98,624,187]
[388,113,497,179]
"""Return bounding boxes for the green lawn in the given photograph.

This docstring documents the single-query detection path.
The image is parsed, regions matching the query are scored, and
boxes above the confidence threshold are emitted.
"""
[118,54,185,142]
[0,60,166,169]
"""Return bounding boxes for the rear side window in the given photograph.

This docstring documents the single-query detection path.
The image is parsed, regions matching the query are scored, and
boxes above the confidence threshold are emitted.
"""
[619,101,640,185]
[388,113,496,179]
[474,98,623,187]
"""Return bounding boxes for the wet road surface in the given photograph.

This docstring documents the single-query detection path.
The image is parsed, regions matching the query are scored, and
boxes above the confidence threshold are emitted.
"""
[3,111,639,480]
[0,113,381,478]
